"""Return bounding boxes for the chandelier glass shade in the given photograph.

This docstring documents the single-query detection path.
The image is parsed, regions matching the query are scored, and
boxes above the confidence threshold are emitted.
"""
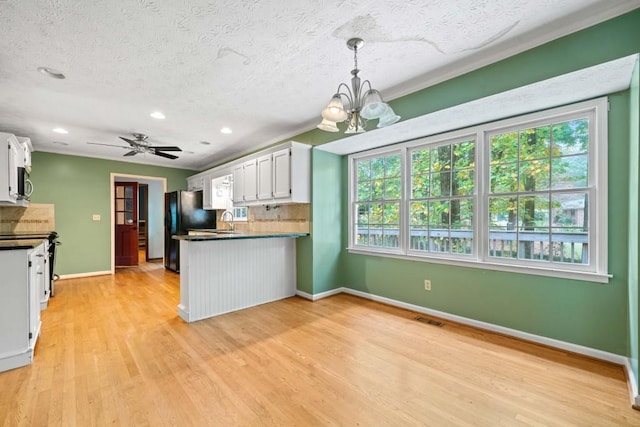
[317,38,400,134]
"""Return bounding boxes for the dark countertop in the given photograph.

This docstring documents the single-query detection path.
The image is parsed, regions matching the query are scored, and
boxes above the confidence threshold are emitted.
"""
[172,230,309,241]
[0,231,55,240]
[0,239,47,250]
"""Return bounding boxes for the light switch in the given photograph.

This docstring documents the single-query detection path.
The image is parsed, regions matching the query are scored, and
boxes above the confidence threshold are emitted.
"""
[92,214,101,221]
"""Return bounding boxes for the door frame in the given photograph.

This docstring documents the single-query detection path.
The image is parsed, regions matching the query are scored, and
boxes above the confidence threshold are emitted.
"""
[109,173,167,274]
[138,183,149,262]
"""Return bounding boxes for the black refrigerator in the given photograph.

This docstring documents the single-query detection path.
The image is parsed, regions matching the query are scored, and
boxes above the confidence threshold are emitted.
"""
[164,190,217,272]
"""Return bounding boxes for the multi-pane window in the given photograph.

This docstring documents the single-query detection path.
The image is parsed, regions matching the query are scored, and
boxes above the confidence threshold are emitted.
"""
[488,117,590,265]
[349,98,607,281]
[233,206,248,221]
[409,140,475,255]
[354,152,401,248]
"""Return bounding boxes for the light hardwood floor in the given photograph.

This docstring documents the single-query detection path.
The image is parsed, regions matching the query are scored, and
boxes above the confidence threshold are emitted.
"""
[1,261,638,426]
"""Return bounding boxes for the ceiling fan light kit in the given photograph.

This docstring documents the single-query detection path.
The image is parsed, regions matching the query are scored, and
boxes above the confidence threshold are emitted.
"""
[318,38,400,134]
[87,133,182,160]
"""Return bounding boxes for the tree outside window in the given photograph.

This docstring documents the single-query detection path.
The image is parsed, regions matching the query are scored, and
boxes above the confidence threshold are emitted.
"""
[354,153,401,248]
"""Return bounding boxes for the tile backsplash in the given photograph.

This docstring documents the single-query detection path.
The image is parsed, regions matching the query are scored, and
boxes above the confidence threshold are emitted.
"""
[0,203,55,234]
[217,203,309,234]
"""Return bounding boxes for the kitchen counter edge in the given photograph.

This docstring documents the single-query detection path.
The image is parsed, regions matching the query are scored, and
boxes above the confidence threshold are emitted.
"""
[172,232,309,241]
[0,239,48,250]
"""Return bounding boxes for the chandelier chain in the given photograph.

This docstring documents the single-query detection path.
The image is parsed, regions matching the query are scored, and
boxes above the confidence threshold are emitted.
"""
[353,45,358,71]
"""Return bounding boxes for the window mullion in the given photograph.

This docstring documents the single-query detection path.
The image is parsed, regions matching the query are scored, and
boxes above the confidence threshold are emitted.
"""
[477,129,488,262]
[401,147,409,254]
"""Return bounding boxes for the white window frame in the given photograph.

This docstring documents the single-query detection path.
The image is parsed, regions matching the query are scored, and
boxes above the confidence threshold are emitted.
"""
[348,97,609,283]
[233,206,248,222]
[405,133,478,260]
[350,148,405,255]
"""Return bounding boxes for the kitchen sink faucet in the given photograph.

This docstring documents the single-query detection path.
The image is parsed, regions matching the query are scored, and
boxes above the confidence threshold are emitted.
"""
[220,209,234,231]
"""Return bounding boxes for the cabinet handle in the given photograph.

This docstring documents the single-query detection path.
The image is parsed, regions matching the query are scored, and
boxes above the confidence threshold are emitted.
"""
[37,272,43,275]
[36,254,44,257]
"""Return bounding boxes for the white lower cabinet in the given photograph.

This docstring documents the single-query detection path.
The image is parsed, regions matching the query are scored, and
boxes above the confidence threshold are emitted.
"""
[33,241,50,310]
[0,241,44,372]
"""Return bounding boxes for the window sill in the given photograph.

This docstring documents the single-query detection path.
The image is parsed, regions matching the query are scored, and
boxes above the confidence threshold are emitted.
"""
[347,247,611,284]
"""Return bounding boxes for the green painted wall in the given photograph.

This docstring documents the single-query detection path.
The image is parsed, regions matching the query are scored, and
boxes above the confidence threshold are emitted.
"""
[310,150,342,294]
[29,152,195,275]
[295,149,343,295]
[288,9,640,355]
[629,60,640,383]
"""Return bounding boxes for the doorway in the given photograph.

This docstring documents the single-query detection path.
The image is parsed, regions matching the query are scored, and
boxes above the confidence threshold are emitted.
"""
[138,183,149,262]
[110,173,167,274]
[114,181,139,266]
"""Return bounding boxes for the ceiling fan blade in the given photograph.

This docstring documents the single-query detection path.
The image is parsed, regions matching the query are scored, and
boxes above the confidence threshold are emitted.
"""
[87,142,129,149]
[123,151,138,157]
[119,136,137,146]
[153,151,178,160]
[149,146,182,152]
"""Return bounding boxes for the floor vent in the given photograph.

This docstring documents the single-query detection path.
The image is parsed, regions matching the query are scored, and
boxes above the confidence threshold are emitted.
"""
[415,316,444,327]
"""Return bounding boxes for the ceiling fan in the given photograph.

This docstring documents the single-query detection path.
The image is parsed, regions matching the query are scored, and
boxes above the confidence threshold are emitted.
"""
[87,133,182,159]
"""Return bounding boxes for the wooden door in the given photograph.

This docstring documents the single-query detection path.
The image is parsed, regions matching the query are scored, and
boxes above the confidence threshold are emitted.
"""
[115,182,138,266]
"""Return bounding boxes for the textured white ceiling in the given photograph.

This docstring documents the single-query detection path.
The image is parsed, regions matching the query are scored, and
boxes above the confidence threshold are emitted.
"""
[0,0,638,170]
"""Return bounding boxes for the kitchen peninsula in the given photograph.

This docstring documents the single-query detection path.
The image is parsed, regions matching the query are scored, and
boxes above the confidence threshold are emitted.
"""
[173,231,308,322]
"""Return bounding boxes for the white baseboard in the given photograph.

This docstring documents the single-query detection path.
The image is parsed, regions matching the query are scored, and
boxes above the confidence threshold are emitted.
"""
[305,286,628,366]
[0,349,33,373]
[623,358,640,406]
[58,270,112,280]
[296,288,343,301]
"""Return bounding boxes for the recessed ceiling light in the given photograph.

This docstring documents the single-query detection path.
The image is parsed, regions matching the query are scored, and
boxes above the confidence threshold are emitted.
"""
[52,127,68,134]
[38,67,66,79]
[150,111,166,120]
[220,127,232,134]
[52,141,69,146]
[200,141,211,145]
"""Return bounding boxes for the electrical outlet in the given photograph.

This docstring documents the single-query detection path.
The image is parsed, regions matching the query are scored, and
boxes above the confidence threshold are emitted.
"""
[424,280,431,291]
[92,214,101,221]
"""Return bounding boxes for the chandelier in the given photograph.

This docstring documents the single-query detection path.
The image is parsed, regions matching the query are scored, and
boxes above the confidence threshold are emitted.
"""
[317,38,400,134]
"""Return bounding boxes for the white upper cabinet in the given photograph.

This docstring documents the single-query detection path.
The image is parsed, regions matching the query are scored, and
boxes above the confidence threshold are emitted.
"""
[232,164,245,204]
[0,132,20,205]
[187,175,204,191]
[257,154,273,200]
[272,142,310,204]
[242,159,258,203]
[272,148,291,199]
[191,141,311,207]
[16,136,33,172]
[202,173,213,209]
[210,175,232,210]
